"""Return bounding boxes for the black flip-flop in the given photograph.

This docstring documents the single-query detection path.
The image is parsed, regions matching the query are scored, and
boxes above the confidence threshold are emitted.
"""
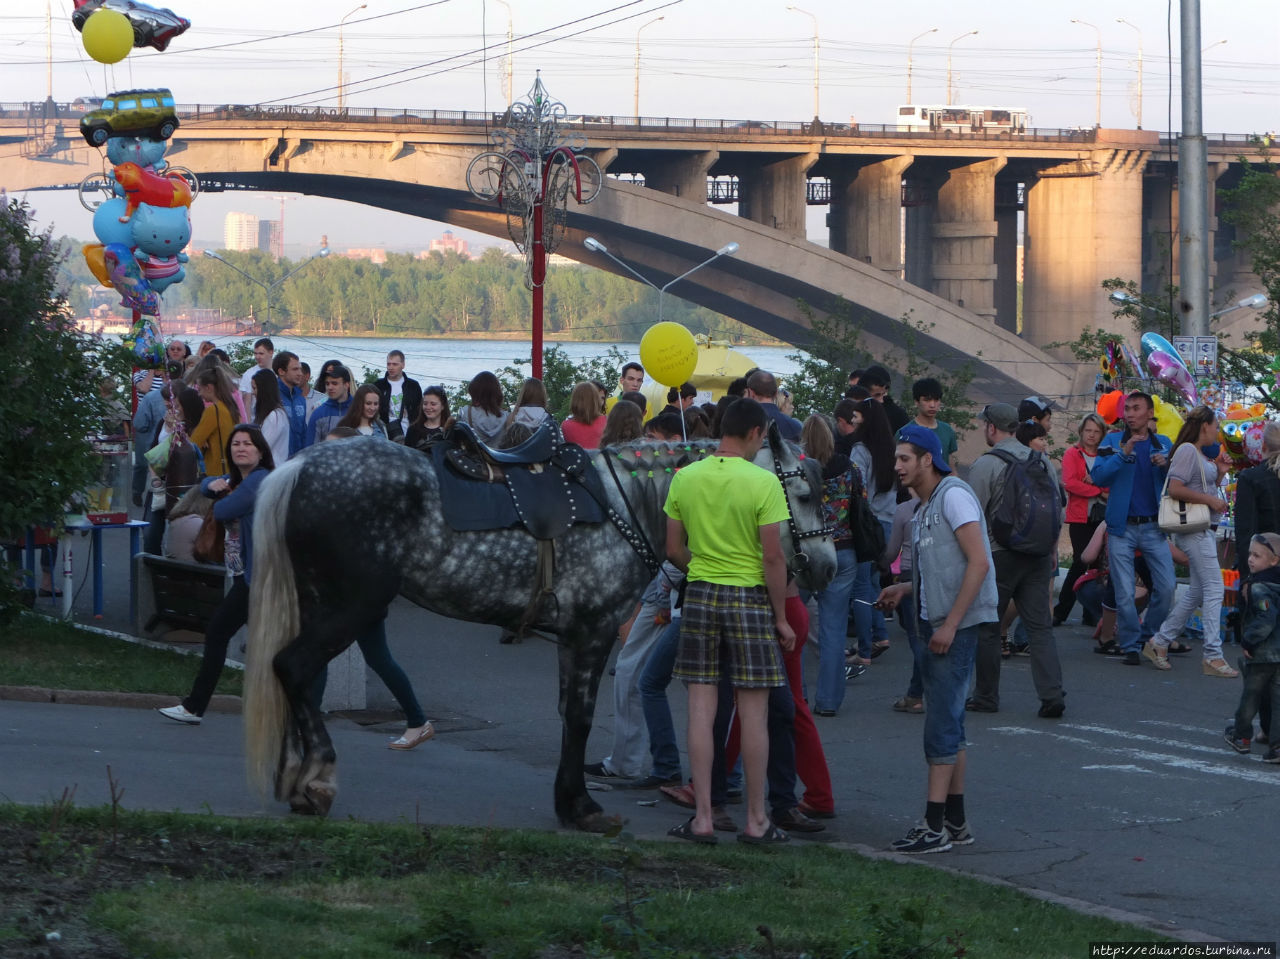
[668,818,717,845]
[737,823,789,845]
[1167,641,1193,655]
[1093,640,1123,656]
[870,642,891,660]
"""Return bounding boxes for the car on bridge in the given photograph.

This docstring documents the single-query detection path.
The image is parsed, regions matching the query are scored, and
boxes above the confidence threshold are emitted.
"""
[79,89,179,146]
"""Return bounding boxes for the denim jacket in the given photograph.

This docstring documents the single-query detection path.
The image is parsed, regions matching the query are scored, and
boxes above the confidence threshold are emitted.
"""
[1242,567,1280,664]
[278,379,308,456]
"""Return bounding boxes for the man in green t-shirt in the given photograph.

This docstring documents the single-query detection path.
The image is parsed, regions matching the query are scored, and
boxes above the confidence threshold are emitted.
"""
[912,377,959,470]
[664,398,795,844]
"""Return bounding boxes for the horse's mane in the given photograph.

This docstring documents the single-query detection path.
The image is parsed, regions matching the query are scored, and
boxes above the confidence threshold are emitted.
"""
[592,440,718,544]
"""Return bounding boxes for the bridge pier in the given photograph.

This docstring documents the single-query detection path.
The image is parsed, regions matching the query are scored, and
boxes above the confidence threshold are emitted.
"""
[994,199,1020,334]
[1143,161,1230,302]
[931,157,1006,322]
[636,150,719,204]
[1022,149,1150,348]
[828,155,912,275]
[738,153,819,238]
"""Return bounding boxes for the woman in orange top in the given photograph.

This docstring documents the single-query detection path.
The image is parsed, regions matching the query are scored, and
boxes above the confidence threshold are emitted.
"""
[190,369,237,477]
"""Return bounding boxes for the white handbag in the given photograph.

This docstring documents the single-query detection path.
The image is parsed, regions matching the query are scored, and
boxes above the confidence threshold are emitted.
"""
[1157,450,1212,535]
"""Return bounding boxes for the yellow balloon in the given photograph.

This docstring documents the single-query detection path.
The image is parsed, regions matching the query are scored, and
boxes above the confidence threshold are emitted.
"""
[82,10,135,64]
[1151,395,1184,440]
[83,243,114,287]
[639,321,698,387]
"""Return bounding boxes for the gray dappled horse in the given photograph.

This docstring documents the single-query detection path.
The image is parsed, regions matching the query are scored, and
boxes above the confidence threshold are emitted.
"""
[243,425,836,830]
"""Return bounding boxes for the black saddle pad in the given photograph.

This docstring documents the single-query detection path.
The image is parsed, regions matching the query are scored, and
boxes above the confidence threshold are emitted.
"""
[431,442,607,538]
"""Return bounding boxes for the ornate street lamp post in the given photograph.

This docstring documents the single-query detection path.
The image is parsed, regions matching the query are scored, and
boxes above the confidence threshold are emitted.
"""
[466,73,601,379]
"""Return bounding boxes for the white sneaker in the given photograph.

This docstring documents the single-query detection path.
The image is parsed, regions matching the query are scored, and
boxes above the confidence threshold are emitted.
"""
[157,704,201,725]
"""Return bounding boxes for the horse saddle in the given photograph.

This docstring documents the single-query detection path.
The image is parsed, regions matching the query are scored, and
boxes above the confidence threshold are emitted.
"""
[435,422,606,541]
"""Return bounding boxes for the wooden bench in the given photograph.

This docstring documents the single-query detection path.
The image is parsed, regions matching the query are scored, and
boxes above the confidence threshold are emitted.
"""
[133,553,227,637]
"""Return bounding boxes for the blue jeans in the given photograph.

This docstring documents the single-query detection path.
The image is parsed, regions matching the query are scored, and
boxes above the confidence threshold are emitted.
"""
[899,594,924,700]
[918,620,978,765]
[813,548,857,713]
[1108,521,1176,653]
[850,559,886,657]
[638,618,683,780]
[311,621,427,728]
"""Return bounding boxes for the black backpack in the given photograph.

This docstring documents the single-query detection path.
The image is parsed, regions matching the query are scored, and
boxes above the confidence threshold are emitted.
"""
[848,464,887,564]
[985,448,1062,556]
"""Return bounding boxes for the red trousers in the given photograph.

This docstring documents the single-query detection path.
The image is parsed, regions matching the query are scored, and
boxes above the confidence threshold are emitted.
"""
[724,595,835,813]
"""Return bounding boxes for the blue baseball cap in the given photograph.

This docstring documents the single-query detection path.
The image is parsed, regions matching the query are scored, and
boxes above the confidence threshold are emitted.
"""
[896,424,952,473]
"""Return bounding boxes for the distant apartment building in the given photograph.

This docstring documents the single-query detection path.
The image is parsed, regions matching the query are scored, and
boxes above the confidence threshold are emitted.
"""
[224,212,259,251]
[342,248,388,264]
[223,212,283,257]
[428,229,470,258]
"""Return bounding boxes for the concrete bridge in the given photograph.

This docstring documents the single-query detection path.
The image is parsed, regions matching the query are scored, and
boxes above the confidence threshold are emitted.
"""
[2,101,1270,402]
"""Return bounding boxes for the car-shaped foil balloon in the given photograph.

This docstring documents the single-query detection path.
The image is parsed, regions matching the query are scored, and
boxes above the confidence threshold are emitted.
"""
[80,89,179,146]
[72,0,190,53]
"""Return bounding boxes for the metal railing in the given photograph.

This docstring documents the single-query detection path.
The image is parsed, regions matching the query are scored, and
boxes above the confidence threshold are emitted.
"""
[2,100,1269,148]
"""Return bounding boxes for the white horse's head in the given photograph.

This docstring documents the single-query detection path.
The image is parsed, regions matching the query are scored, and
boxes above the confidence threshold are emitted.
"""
[755,421,838,593]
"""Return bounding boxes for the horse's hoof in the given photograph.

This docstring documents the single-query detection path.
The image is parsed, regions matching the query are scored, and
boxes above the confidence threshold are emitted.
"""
[574,811,622,834]
[304,782,336,818]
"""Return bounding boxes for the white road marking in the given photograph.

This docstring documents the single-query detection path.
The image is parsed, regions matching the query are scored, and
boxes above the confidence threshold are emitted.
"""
[1061,722,1226,756]
[1080,764,1159,774]
[992,726,1280,786]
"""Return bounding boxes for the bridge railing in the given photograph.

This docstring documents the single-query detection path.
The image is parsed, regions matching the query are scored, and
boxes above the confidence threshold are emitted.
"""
[0,101,1268,148]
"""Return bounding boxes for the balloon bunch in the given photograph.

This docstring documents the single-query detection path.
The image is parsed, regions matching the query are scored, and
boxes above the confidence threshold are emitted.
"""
[1141,332,1197,407]
[72,3,194,366]
[1099,341,1119,385]
[74,1,190,63]
[82,133,193,319]
[1095,389,1186,439]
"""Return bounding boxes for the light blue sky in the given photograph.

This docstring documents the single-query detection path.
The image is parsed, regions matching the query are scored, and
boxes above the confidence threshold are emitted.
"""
[7,0,1277,248]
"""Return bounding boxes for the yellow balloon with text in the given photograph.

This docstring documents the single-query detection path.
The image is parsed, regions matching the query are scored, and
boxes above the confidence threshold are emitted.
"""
[639,321,698,387]
[82,10,135,64]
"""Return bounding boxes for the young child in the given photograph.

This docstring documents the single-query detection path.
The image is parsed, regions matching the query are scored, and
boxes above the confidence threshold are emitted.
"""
[1224,532,1280,762]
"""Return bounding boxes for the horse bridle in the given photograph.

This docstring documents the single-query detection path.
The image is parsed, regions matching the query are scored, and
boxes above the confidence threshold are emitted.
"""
[768,444,838,577]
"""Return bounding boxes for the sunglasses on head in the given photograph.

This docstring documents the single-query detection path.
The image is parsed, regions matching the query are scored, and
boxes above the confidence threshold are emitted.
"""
[1253,535,1278,557]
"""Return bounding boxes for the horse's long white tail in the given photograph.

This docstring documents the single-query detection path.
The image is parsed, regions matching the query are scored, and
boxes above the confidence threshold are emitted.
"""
[243,456,306,798]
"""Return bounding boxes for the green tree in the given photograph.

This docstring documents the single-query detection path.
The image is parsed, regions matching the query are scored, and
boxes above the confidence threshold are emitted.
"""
[1,197,113,609]
[784,300,977,439]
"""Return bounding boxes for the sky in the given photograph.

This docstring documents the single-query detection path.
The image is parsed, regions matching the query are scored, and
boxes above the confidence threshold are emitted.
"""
[5,0,1278,250]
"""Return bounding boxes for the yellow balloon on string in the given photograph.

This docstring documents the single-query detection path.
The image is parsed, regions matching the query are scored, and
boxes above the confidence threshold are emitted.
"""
[82,10,134,64]
[639,321,697,387]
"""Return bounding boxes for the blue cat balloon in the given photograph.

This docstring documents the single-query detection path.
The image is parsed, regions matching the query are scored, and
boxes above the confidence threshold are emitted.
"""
[130,203,190,293]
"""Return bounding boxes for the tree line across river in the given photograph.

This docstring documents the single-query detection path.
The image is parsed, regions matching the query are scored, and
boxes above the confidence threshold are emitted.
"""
[59,242,768,344]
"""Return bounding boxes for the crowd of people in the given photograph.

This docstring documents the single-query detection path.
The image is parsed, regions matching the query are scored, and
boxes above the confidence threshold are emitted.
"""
[129,341,1280,852]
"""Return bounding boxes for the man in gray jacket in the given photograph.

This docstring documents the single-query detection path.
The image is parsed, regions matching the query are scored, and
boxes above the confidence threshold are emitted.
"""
[966,403,1066,719]
[878,424,997,854]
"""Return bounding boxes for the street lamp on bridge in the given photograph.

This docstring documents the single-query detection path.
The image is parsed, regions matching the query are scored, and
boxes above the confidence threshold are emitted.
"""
[582,236,740,323]
[1070,18,1103,127]
[633,16,664,120]
[906,27,937,105]
[202,247,330,335]
[338,4,367,112]
[786,5,820,120]
[1115,17,1143,129]
[945,30,977,106]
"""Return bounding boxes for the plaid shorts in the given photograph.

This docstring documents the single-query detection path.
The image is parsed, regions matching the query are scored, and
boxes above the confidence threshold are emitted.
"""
[673,581,785,688]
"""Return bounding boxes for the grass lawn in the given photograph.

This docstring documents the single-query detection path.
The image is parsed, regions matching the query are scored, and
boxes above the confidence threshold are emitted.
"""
[0,804,1161,959]
[0,613,241,697]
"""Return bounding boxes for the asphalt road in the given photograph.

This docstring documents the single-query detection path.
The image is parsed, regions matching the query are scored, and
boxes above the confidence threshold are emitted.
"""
[5,523,1277,945]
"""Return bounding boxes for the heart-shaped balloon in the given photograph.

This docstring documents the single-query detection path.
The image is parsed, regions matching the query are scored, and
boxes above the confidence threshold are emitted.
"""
[1147,350,1197,407]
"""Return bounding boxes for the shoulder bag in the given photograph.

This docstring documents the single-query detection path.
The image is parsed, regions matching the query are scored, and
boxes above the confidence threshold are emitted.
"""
[192,509,225,565]
[1158,449,1212,535]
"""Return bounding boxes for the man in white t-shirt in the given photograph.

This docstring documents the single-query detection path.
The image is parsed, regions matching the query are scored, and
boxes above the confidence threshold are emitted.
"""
[878,424,998,855]
[238,337,275,415]
[373,350,422,443]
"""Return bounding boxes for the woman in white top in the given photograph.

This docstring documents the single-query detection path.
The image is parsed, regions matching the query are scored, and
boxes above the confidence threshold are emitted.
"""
[1146,405,1235,677]
[251,369,291,464]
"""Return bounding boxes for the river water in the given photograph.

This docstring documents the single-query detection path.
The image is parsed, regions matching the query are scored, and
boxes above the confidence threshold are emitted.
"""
[193,335,804,389]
